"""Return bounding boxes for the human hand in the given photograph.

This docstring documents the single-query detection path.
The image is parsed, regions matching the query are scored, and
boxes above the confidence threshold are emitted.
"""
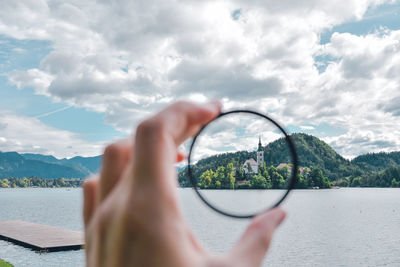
[83,101,286,267]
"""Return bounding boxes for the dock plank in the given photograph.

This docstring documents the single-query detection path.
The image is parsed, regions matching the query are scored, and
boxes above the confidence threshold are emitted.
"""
[0,220,84,252]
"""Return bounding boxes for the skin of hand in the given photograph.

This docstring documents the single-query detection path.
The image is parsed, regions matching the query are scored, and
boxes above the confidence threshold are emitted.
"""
[82,101,286,267]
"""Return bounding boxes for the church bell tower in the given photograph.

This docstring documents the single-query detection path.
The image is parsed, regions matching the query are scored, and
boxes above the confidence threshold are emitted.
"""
[256,136,264,168]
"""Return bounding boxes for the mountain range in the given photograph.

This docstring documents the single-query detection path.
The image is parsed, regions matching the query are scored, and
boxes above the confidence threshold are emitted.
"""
[1,133,399,180]
[0,151,101,179]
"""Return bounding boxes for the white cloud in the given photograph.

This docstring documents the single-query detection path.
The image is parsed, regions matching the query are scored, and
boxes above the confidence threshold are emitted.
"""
[0,110,105,158]
[305,30,400,157]
[188,113,285,163]
[300,125,315,130]
[9,68,53,95]
[1,0,400,158]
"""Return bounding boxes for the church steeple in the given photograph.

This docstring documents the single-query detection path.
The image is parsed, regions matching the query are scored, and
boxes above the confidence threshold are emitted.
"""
[256,135,264,169]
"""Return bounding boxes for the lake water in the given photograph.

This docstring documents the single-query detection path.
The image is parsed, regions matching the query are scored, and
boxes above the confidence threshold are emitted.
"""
[0,188,399,266]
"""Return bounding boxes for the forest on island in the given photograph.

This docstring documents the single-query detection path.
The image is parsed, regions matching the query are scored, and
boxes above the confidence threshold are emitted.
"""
[197,162,331,190]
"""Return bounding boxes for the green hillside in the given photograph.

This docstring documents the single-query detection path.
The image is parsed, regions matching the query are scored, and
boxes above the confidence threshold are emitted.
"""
[352,152,400,171]
[263,133,363,180]
[350,166,400,188]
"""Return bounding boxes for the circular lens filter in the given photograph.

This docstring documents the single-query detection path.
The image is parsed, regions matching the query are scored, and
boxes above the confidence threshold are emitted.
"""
[187,110,298,219]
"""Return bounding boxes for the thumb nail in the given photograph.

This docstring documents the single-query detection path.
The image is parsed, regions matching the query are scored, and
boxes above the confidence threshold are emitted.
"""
[264,208,286,227]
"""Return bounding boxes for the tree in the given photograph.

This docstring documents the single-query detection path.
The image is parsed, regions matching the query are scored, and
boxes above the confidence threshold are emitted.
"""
[295,174,308,189]
[224,163,236,189]
[259,163,266,177]
[271,171,285,189]
[246,162,252,175]
[277,166,289,180]
[335,178,349,187]
[250,174,270,189]
[268,166,286,189]
[199,170,213,189]
[259,163,272,188]
[235,164,245,181]
[16,177,30,187]
[0,179,10,188]
[351,177,361,187]
[214,166,225,189]
[309,167,331,188]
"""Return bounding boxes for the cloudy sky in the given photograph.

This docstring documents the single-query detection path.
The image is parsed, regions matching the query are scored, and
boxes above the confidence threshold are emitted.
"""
[0,0,400,159]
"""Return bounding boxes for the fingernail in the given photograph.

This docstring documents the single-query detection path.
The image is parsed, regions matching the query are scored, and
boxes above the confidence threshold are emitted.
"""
[203,100,222,113]
[271,209,286,226]
[262,208,286,227]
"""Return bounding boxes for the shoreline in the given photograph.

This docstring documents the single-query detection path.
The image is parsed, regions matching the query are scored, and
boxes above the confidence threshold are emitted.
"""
[1,186,399,189]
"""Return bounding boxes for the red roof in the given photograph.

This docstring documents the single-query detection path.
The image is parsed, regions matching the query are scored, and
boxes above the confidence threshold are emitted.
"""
[244,158,258,165]
[277,163,289,169]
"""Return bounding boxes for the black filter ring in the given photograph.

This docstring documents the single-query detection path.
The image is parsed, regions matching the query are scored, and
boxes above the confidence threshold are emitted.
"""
[187,110,298,219]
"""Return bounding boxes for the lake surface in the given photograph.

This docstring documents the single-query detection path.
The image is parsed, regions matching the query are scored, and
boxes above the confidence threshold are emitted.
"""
[0,188,399,266]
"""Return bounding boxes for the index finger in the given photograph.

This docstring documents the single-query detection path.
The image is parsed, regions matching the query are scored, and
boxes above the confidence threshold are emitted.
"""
[132,101,221,188]
[157,100,222,145]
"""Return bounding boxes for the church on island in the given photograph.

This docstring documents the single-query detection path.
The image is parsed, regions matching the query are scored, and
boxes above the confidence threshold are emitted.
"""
[243,137,264,174]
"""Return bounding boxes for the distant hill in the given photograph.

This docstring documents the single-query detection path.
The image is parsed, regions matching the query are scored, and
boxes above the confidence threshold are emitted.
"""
[22,153,102,175]
[352,152,400,172]
[0,151,102,179]
[21,153,60,164]
[262,133,363,180]
[63,156,101,174]
[178,133,386,186]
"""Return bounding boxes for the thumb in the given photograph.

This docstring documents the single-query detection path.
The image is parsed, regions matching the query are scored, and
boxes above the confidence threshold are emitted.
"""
[228,208,286,267]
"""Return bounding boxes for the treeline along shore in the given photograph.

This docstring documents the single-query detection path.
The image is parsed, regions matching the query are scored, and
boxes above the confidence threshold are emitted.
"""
[193,163,330,190]
[0,177,83,188]
[2,164,399,189]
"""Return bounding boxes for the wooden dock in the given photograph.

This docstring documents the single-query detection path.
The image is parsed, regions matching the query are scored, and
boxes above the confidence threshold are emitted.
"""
[0,220,84,252]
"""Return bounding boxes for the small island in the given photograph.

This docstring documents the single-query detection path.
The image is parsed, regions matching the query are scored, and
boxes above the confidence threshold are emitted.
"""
[195,137,330,190]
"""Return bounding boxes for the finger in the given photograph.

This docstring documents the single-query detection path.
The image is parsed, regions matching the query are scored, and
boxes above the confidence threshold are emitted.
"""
[131,100,221,215]
[83,176,99,228]
[160,100,222,145]
[228,208,286,267]
[133,101,221,183]
[99,137,133,203]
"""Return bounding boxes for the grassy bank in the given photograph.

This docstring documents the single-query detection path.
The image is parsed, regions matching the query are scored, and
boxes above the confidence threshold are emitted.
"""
[0,259,13,267]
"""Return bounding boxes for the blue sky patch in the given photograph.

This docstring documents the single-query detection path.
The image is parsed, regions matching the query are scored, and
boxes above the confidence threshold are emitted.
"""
[0,35,124,143]
[320,2,400,45]
[231,9,241,21]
